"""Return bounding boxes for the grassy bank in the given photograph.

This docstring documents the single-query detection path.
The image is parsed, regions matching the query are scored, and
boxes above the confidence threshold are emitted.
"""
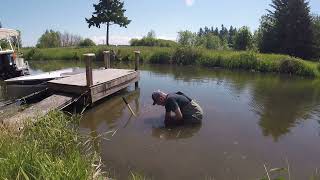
[22,46,320,77]
[0,111,103,179]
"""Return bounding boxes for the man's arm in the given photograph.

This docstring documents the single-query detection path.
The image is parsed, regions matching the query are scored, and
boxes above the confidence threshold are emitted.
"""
[165,107,183,122]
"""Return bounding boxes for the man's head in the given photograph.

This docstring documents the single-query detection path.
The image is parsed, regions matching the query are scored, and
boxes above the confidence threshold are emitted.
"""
[152,90,167,106]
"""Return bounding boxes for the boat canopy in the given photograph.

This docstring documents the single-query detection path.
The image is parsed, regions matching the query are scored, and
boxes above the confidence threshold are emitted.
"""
[0,28,19,39]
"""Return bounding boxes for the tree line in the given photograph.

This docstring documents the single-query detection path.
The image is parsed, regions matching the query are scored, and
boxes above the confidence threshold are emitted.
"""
[36,30,96,48]
[130,0,320,60]
[129,30,177,47]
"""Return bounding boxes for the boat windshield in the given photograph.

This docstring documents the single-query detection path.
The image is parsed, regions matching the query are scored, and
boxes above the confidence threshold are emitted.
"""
[0,28,20,52]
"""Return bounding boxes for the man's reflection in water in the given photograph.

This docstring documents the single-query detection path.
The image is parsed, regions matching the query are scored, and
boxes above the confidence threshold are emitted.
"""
[152,124,202,140]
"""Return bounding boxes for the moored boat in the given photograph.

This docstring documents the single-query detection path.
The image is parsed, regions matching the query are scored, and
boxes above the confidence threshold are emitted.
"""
[5,68,83,98]
[0,28,29,80]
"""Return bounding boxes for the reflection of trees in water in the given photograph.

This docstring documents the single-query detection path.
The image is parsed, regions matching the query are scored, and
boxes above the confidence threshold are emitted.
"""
[251,77,320,141]
[29,60,104,72]
[137,64,320,141]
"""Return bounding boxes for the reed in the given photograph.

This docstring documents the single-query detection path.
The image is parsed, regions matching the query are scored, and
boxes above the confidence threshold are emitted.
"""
[0,111,103,179]
[22,46,320,77]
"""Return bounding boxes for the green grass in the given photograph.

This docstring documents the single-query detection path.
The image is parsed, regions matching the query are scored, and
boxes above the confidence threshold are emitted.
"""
[22,46,320,77]
[0,111,103,179]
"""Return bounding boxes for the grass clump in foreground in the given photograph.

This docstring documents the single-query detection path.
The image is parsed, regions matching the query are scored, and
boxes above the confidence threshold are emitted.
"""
[0,111,103,179]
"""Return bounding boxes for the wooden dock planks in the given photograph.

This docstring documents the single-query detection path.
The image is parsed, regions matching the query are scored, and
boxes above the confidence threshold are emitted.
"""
[2,94,73,131]
[47,68,139,103]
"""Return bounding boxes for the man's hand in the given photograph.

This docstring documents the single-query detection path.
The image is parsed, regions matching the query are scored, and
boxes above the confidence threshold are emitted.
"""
[164,108,184,126]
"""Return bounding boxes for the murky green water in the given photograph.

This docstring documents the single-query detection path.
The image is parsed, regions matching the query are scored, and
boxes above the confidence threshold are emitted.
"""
[2,60,320,179]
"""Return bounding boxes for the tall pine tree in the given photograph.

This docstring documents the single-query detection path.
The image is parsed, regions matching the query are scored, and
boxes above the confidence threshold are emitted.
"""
[259,0,313,59]
[86,0,131,45]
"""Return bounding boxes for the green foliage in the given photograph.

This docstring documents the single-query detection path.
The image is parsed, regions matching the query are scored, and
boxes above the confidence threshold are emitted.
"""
[312,14,320,59]
[177,30,197,46]
[86,0,131,45]
[21,46,320,77]
[36,30,61,48]
[149,50,172,64]
[79,38,96,47]
[0,39,9,49]
[172,46,202,65]
[259,0,314,59]
[279,58,316,76]
[234,26,253,50]
[197,25,238,49]
[130,38,177,47]
[197,34,221,50]
[0,111,101,179]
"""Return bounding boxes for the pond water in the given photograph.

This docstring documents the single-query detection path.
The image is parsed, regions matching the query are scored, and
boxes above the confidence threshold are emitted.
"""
[2,60,320,179]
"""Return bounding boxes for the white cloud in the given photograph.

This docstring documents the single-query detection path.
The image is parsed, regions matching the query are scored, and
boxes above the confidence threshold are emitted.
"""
[185,0,195,6]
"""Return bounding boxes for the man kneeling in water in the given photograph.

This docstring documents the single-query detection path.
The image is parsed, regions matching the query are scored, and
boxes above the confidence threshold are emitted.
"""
[152,90,203,126]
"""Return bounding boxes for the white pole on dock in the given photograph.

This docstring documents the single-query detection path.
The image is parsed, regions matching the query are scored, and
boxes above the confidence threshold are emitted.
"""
[84,53,95,87]
[103,51,111,69]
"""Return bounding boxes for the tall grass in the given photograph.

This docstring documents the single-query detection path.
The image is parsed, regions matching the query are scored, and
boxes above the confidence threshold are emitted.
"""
[0,111,103,179]
[22,46,320,77]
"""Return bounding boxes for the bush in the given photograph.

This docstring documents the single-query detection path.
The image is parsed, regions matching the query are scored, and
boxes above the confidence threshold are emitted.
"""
[79,38,96,47]
[279,58,316,77]
[149,51,172,64]
[172,47,202,65]
[130,37,177,47]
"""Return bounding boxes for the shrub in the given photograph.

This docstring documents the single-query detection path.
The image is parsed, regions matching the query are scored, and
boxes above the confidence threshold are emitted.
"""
[78,38,96,47]
[279,58,316,77]
[149,51,172,64]
[172,47,202,65]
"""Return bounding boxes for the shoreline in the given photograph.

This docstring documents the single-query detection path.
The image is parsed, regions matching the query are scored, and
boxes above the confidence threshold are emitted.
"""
[22,46,320,78]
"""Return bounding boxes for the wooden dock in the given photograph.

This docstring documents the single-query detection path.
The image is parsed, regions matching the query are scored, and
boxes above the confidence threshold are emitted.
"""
[48,68,139,103]
[50,51,140,104]
[2,94,73,131]
[2,51,140,131]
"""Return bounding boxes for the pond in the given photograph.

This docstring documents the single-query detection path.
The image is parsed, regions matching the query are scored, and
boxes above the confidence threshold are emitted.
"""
[2,60,320,179]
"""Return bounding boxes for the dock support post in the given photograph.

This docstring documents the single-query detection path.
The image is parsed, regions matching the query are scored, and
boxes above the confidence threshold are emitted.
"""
[134,51,140,89]
[84,53,95,87]
[103,51,111,69]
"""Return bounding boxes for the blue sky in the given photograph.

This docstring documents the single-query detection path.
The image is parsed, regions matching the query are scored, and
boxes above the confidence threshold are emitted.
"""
[1,0,320,46]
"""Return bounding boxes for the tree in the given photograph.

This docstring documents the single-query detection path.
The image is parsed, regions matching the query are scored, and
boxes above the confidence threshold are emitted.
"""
[228,26,237,48]
[36,30,61,48]
[259,0,313,59]
[86,0,131,46]
[0,21,2,28]
[312,14,320,59]
[79,38,96,47]
[146,30,156,39]
[60,32,82,47]
[177,30,197,46]
[234,26,253,50]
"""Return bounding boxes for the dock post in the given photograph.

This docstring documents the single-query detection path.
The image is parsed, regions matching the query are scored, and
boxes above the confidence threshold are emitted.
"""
[134,51,140,89]
[103,51,111,69]
[84,53,95,87]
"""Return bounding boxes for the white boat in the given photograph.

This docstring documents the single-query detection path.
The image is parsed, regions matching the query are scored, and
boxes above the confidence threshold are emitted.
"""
[0,28,29,79]
[5,68,83,98]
